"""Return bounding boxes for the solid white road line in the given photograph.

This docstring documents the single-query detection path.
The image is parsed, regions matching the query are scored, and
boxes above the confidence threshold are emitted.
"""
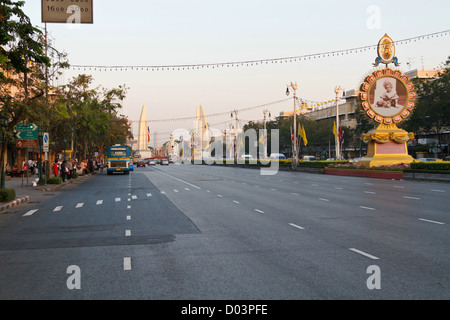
[123,257,132,271]
[23,209,38,217]
[152,170,201,189]
[419,218,445,225]
[349,248,379,260]
[289,223,305,230]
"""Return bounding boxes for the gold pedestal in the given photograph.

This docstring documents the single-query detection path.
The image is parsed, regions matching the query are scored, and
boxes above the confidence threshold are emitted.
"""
[357,124,415,168]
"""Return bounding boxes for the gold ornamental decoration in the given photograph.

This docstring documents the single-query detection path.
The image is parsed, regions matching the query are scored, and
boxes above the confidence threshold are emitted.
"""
[361,130,415,144]
[360,68,416,125]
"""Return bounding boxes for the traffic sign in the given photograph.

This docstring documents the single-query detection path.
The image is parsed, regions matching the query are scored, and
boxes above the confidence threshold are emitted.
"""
[16,123,39,139]
[43,132,49,152]
[17,139,39,149]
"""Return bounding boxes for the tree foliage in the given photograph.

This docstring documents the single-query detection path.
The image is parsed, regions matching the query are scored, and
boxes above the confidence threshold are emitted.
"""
[403,57,450,154]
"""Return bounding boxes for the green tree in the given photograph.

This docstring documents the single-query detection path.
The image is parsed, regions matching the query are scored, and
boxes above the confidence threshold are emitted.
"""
[403,57,450,157]
[0,0,50,186]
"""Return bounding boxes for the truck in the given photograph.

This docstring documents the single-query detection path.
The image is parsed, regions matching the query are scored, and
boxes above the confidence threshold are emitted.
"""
[106,145,133,175]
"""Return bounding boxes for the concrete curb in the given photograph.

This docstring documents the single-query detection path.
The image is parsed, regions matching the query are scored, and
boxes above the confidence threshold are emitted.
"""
[0,196,30,212]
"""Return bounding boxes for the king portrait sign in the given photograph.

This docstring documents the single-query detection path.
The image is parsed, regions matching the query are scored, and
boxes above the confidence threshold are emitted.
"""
[356,34,416,168]
[360,68,416,125]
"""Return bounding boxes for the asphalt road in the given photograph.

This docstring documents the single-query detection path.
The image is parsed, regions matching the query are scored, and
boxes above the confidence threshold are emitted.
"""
[0,163,448,300]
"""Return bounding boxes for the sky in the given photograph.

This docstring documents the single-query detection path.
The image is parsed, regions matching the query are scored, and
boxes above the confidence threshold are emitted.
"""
[21,0,450,145]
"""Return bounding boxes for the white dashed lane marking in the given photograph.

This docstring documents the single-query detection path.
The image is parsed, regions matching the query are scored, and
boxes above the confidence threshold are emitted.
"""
[289,223,305,230]
[349,248,379,260]
[23,209,38,217]
[123,257,132,271]
[419,218,445,225]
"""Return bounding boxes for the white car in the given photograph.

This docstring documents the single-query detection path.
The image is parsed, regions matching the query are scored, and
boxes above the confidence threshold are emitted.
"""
[269,153,286,160]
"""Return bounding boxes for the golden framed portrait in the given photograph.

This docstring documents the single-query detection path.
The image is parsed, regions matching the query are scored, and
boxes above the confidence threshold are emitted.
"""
[360,69,416,124]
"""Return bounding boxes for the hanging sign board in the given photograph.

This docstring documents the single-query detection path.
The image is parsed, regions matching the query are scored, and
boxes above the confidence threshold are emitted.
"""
[41,0,93,24]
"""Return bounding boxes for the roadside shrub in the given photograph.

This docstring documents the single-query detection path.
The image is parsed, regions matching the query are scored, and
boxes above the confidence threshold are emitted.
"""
[300,161,349,168]
[0,188,16,203]
[46,177,62,184]
[411,161,450,171]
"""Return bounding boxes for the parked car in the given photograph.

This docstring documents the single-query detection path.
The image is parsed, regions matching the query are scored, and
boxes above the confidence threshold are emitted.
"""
[136,160,146,167]
[160,158,169,165]
[269,153,286,160]
[302,155,316,161]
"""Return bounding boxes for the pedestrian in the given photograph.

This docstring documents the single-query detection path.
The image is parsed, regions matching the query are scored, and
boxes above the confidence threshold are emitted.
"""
[67,158,74,179]
[61,160,67,182]
[53,159,59,177]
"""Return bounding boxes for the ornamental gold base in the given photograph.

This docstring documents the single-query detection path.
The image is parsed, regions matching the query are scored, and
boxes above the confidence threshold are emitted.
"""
[357,124,415,168]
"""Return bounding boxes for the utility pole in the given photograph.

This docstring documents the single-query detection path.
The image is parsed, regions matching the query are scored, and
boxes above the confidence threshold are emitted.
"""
[286,82,298,170]
[335,86,345,160]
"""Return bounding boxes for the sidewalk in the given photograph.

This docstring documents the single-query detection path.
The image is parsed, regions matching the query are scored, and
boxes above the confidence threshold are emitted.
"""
[0,174,93,212]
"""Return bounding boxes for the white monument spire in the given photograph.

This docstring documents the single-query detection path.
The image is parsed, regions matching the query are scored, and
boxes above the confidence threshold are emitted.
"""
[138,105,149,151]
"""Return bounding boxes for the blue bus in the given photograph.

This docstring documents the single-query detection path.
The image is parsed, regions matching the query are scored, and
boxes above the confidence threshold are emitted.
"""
[106,145,133,175]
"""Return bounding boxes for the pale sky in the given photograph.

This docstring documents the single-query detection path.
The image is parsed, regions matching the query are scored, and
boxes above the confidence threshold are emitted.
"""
[22,0,450,144]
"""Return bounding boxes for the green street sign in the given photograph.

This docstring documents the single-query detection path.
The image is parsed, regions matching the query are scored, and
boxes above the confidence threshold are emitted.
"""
[16,123,39,139]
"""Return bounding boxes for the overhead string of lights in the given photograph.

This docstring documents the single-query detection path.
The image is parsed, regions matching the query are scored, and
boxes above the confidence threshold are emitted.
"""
[70,30,449,72]
[129,98,293,124]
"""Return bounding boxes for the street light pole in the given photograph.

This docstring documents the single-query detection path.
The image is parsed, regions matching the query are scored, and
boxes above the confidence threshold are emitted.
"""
[286,82,298,170]
[335,86,345,160]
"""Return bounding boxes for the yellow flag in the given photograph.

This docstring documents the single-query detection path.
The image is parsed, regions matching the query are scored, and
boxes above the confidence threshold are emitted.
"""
[333,121,337,138]
[298,124,302,137]
[302,126,308,146]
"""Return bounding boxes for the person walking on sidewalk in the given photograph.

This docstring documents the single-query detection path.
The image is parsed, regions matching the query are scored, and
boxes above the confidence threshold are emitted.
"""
[53,159,59,177]
[60,160,67,182]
